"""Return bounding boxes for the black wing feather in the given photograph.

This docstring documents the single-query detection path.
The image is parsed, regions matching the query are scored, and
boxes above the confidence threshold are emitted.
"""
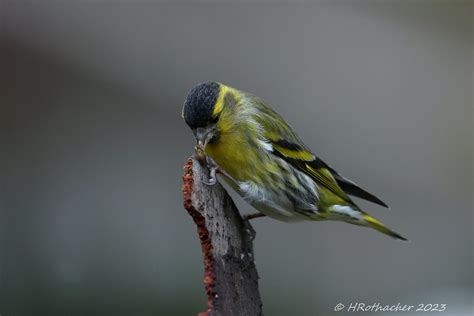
[270,138,389,208]
[316,159,389,208]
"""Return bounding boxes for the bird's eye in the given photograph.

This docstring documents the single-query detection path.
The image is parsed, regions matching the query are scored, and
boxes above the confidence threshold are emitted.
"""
[211,115,219,124]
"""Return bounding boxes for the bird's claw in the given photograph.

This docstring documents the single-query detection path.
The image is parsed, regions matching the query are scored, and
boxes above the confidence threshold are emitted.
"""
[194,144,219,185]
[203,157,219,186]
[242,212,267,221]
[203,167,218,185]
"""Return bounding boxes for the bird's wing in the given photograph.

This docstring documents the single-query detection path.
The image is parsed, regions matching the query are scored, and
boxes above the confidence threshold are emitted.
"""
[251,96,388,208]
[314,159,389,208]
[270,138,356,205]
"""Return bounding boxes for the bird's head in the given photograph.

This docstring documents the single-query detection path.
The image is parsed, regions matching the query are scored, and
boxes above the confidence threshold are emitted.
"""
[182,81,226,150]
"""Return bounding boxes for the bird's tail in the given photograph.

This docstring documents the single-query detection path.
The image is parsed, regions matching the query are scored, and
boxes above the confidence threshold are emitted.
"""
[360,213,408,241]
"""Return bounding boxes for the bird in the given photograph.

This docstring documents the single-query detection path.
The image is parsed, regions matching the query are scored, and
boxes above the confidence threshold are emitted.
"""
[182,81,407,241]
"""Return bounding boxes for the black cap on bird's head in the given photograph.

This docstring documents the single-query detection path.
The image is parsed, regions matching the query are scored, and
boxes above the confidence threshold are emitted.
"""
[183,82,220,129]
[183,81,222,150]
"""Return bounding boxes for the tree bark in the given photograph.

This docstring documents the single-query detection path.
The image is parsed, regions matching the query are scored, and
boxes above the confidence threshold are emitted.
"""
[182,157,263,316]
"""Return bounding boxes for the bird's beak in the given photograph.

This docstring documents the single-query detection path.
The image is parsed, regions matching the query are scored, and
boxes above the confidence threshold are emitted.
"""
[194,127,215,149]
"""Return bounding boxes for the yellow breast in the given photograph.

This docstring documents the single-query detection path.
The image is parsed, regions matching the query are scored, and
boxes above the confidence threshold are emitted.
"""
[205,132,262,182]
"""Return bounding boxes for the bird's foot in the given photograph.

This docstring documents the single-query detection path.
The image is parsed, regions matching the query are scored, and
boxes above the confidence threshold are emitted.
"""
[242,212,267,221]
[203,165,218,185]
[203,156,219,186]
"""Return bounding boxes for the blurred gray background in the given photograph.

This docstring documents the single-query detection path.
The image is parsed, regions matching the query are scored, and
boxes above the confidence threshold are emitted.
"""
[1,1,472,315]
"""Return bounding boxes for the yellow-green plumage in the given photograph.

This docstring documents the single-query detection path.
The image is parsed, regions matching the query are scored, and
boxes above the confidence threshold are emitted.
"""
[182,82,407,241]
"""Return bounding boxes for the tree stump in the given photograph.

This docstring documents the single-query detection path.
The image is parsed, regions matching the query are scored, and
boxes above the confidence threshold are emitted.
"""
[182,157,263,316]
